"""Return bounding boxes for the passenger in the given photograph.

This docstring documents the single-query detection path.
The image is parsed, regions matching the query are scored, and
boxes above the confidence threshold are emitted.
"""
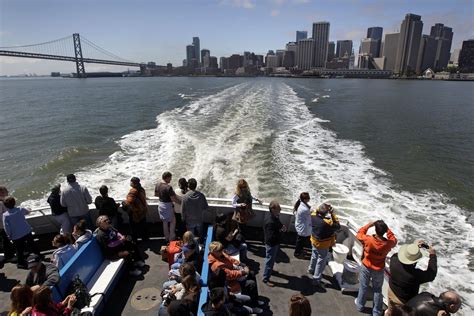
[288,293,312,316]
[71,219,92,250]
[208,241,263,307]
[201,287,232,316]
[60,174,92,227]
[29,285,76,316]
[122,177,149,243]
[405,291,462,316]
[293,192,312,258]
[47,184,72,234]
[173,178,188,239]
[0,185,16,261]
[94,185,119,228]
[388,241,437,307]
[51,234,76,270]
[9,284,33,316]
[214,213,248,262]
[2,196,40,269]
[160,267,200,315]
[386,304,415,316]
[307,203,340,288]
[155,171,180,242]
[231,179,261,228]
[181,178,208,239]
[163,262,200,293]
[170,241,201,272]
[25,254,60,292]
[355,220,397,316]
[263,201,287,287]
[95,215,145,277]
[166,300,192,316]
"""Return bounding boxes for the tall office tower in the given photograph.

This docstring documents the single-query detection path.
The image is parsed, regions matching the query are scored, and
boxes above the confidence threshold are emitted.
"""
[458,39,474,72]
[384,33,400,71]
[282,50,295,68]
[209,57,218,69]
[296,31,308,42]
[336,40,353,58]
[201,49,210,65]
[243,51,251,66]
[394,14,423,75]
[220,57,229,71]
[360,38,379,56]
[416,35,437,73]
[367,27,383,57]
[276,49,286,67]
[266,55,279,68]
[296,38,314,70]
[192,37,200,66]
[186,44,195,66]
[312,22,330,68]
[429,23,453,70]
[327,41,335,61]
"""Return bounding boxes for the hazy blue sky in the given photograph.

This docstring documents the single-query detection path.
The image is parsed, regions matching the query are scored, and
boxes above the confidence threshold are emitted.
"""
[0,0,472,75]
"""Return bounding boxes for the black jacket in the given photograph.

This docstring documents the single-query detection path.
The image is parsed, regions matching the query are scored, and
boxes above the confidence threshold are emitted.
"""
[201,302,232,316]
[264,214,283,246]
[47,193,67,216]
[406,292,449,316]
[25,262,60,287]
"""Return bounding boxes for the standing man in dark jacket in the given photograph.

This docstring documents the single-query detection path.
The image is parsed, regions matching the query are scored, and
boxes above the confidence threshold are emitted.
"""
[182,178,208,239]
[47,184,72,234]
[25,254,60,291]
[262,201,286,287]
[388,241,437,308]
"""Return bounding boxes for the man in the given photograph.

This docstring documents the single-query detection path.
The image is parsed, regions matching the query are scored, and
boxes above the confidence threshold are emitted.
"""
[0,185,16,261]
[308,203,340,288]
[355,220,397,316]
[25,254,60,291]
[201,287,232,316]
[262,201,286,287]
[181,178,208,238]
[405,291,462,316]
[155,171,180,241]
[94,185,120,228]
[60,174,92,227]
[388,241,437,307]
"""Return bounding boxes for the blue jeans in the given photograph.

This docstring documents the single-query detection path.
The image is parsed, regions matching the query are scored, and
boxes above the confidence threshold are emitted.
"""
[356,264,384,316]
[186,223,202,238]
[263,244,279,281]
[308,246,328,282]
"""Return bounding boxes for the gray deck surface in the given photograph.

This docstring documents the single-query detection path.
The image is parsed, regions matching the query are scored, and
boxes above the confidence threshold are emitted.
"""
[1,232,377,316]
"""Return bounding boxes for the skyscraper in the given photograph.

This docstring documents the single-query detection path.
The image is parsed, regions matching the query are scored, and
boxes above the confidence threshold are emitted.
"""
[430,23,453,70]
[367,27,383,41]
[296,31,307,42]
[296,38,314,70]
[416,35,437,73]
[201,49,210,65]
[312,22,330,68]
[394,14,423,75]
[458,39,474,73]
[360,38,379,57]
[193,37,200,67]
[186,44,195,66]
[384,33,400,71]
[336,40,353,58]
[327,41,335,61]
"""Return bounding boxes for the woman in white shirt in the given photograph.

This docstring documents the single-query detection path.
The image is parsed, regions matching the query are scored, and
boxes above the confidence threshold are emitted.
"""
[293,192,312,258]
[174,178,188,239]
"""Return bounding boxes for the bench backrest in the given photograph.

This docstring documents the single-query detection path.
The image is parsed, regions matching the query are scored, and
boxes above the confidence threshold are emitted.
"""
[56,237,104,297]
[200,225,213,287]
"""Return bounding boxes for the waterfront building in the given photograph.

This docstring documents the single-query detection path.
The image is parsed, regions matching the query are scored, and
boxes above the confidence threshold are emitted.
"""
[416,35,437,74]
[186,44,195,69]
[209,56,218,69]
[312,22,330,68]
[450,48,461,66]
[220,57,229,71]
[458,39,474,73]
[336,40,353,58]
[296,31,307,42]
[255,55,264,67]
[360,38,378,57]
[367,27,383,57]
[326,57,349,69]
[282,50,295,68]
[228,54,243,70]
[383,33,400,71]
[276,49,285,67]
[394,13,423,75]
[193,37,200,67]
[266,55,279,69]
[296,38,314,70]
[430,23,453,71]
[201,49,210,65]
[327,41,335,61]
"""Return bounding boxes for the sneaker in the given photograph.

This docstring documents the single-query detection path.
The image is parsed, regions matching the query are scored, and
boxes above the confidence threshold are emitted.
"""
[252,307,263,314]
[257,300,265,306]
[354,298,363,312]
[134,260,145,268]
[129,269,142,277]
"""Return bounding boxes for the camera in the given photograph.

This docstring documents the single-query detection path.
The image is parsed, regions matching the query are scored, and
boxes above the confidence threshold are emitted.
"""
[419,243,429,249]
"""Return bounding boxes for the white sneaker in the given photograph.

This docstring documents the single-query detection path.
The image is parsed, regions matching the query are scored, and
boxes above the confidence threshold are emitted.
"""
[129,269,142,277]
[252,307,263,314]
[134,260,145,268]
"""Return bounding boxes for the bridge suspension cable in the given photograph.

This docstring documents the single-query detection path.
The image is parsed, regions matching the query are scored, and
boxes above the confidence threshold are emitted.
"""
[80,36,133,63]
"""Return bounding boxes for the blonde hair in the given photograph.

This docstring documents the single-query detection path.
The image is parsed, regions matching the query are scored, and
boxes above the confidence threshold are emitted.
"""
[209,241,223,253]
[235,179,250,196]
[182,231,195,245]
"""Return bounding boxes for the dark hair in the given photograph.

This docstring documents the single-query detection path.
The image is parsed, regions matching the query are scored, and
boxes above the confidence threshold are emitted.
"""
[289,293,311,316]
[53,234,72,246]
[162,171,172,180]
[167,300,191,316]
[209,287,225,305]
[374,220,388,236]
[51,185,61,195]
[32,286,53,313]
[208,268,226,289]
[215,213,227,226]
[294,192,310,213]
[10,284,33,314]
[179,262,196,278]
[188,178,197,190]
[99,185,108,196]
[66,174,76,183]
[178,178,188,194]
[74,219,88,234]
[4,196,15,209]
[269,200,281,212]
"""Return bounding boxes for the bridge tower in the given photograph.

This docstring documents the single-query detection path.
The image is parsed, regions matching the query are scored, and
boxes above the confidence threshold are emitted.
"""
[73,33,86,78]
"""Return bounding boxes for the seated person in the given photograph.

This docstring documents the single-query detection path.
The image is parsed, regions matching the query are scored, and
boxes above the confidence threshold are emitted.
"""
[201,287,232,316]
[25,254,60,292]
[28,285,76,316]
[51,234,76,270]
[171,242,202,272]
[214,213,247,261]
[159,265,200,315]
[208,241,262,307]
[162,263,200,293]
[166,300,192,316]
[71,219,92,250]
[9,284,33,316]
[405,291,462,316]
[95,215,144,277]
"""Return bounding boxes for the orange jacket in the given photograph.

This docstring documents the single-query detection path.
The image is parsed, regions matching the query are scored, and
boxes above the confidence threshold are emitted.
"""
[356,223,397,270]
[208,252,244,293]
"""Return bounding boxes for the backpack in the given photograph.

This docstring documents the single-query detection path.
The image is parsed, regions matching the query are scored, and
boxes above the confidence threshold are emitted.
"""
[68,275,91,310]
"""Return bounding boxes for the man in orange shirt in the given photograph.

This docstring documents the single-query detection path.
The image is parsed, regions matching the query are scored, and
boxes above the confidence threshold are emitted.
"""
[355,220,397,316]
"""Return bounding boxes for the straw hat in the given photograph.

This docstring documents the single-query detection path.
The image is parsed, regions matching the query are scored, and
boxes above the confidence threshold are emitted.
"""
[398,243,423,265]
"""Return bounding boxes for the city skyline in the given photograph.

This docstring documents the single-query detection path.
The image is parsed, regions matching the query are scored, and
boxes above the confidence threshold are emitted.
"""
[0,0,472,75]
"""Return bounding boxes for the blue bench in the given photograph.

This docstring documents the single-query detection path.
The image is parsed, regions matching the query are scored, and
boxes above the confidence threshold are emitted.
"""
[53,237,125,315]
[197,225,214,316]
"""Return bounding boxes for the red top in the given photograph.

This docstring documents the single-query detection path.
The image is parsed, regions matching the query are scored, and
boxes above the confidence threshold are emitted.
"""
[31,303,72,316]
[356,223,397,270]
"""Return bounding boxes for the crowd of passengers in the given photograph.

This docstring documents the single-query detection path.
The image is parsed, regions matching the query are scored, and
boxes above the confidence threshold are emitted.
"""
[0,173,465,316]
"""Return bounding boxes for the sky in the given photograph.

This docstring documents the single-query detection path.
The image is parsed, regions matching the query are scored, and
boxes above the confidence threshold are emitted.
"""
[0,0,472,75]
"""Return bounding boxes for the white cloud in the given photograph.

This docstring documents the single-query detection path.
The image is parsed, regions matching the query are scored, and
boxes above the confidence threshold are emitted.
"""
[220,0,256,9]
[271,9,280,16]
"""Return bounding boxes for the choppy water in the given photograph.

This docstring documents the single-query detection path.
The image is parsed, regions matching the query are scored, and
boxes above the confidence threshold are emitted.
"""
[0,77,473,310]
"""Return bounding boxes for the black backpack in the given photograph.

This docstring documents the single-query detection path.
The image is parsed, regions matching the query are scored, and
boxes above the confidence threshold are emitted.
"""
[68,275,92,310]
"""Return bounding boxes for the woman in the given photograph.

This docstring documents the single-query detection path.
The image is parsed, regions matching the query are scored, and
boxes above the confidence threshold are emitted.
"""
[160,264,200,315]
[51,234,76,270]
[231,179,261,226]
[293,192,312,258]
[214,213,248,262]
[122,177,149,242]
[30,285,76,316]
[9,284,33,316]
[71,219,92,250]
[289,293,311,316]
[47,185,72,234]
[155,172,180,242]
[173,178,188,239]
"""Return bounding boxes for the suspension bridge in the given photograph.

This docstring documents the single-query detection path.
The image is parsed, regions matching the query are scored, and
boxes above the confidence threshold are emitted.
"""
[0,33,145,78]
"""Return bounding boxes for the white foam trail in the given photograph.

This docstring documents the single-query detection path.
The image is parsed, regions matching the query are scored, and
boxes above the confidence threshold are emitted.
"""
[322,95,330,98]
[312,97,319,103]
